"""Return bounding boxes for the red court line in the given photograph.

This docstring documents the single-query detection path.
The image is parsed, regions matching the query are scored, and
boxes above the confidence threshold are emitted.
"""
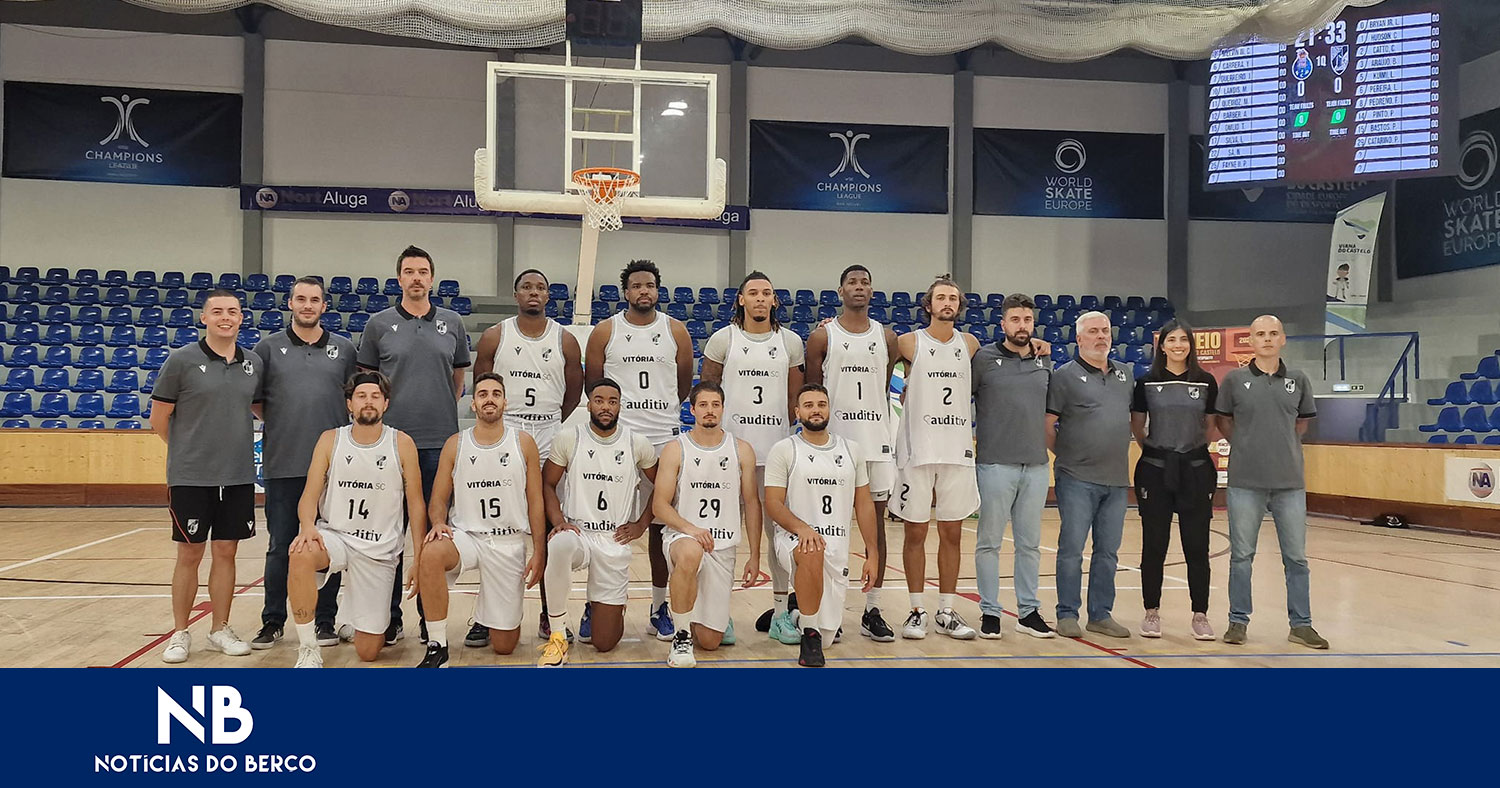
[98,575,265,669]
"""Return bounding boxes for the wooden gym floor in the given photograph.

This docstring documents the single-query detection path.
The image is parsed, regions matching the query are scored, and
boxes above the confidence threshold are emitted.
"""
[0,506,1497,668]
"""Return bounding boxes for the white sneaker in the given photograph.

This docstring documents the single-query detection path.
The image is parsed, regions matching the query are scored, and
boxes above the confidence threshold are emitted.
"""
[901,609,929,639]
[161,630,190,663]
[205,626,251,657]
[934,608,977,640]
[294,643,323,668]
[666,632,696,668]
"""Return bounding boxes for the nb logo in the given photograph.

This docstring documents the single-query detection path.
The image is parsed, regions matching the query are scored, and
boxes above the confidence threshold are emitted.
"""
[828,130,871,179]
[157,686,253,745]
[100,94,150,147]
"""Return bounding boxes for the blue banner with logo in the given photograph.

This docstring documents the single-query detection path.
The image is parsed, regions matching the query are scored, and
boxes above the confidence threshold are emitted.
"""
[1394,106,1500,279]
[2,81,241,187]
[749,120,948,213]
[1189,136,1382,223]
[974,128,1163,219]
[242,185,750,231]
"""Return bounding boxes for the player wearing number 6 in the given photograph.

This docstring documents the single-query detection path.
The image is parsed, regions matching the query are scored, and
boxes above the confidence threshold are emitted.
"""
[413,373,546,668]
[652,382,762,667]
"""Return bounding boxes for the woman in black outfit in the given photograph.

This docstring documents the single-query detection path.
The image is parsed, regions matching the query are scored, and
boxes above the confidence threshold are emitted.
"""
[1130,319,1218,641]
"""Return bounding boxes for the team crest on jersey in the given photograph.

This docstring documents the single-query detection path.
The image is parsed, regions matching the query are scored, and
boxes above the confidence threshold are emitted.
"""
[185,518,199,535]
[326,345,339,360]
[651,333,661,345]
[834,455,843,467]
[468,455,477,465]
[719,456,730,470]
[1189,388,1201,400]
[614,450,625,464]
[928,348,937,357]
[344,455,353,464]
[436,319,449,335]
[841,342,849,351]
[768,345,778,359]
[587,449,595,459]
[868,342,877,354]
[499,452,510,466]
[375,455,387,470]
[514,345,523,355]
[1285,379,1297,394]
[953,348,964,359]
[541,348,553,362]
[807,454,815,463]
[693,457,702,466]
[241,360,255,375]
[1035,358,1044,368]
[1113,369,1126,382]
[1153,385,1163,394]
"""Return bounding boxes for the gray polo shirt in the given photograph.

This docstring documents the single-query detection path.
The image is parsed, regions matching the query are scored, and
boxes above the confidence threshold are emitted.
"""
[254,327,358,479]
[1046,357,1134,487]
[357,303,471,450]
[1131,366,1218,453]
[150,340,264,487]
[972,341,1051,466]
[1214,360,1317,490]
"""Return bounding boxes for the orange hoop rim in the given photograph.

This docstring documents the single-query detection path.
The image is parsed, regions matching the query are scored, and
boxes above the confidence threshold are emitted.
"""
[571,166,640,200]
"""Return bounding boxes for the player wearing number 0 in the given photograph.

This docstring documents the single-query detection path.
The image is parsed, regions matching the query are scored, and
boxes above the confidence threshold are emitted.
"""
[413,373,546,668]
[285,371,426,668]
[764,384,880,667]
[893,276,982,640]
[652,382,763,667]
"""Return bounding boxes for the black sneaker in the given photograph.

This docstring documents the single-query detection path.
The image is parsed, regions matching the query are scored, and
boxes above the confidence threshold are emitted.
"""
[860,607,895,642]
[464,621,489,648]
[250,624,282,650]
[979,614,1004,640]
[416,642,449,668]
[384,622,405,647]
[755,608,774,632]
[1015,610,1056,639]
[315,622,339,647]
[798,629,825,667]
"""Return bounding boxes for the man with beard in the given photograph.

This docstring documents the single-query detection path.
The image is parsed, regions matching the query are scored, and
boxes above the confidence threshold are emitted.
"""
[413,373,546,668]
[537,378,659,665]
[284,371,426,667]
[891,275,981,640]
[971,294,1056,639]
[764,384,880,667]
[251,277,358,651]
[472,268,582,646]
[585,260,692,641]
[652,381,762,667]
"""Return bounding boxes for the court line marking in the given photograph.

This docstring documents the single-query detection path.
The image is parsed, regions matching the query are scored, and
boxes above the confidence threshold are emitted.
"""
[963,525,1197,587]
[102,575,265,669]
[470,650,1500,668]
[0,527,162,575]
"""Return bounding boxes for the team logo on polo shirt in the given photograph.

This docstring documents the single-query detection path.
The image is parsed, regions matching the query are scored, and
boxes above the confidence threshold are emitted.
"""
[326,345,339,360]
[186,519,200,535]
[1153,385,1163,394]
[436,319,449,335]
[1113,369,1126,382]
[1189,387,1201,400]
[1285,379,1297,394]
[198,365,207,373]
[241,360,254,375]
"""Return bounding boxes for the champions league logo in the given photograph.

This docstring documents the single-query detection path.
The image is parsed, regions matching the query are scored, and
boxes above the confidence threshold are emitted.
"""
[819,129,883,203]
[90,93,164,169]
[828,130,871,178]
[100,94,150,147]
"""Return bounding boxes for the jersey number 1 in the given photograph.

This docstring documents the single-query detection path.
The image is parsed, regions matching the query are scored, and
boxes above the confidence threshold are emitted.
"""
[347,499,369,520]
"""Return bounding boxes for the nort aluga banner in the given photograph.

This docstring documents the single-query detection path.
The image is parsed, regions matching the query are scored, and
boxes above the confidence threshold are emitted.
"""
[1324,191,1385,336]
[973,127,1163,219]
[749,119,949,213]
[1394,105,1500,279]
[1188,135,1383,222]
[2,81,241,187]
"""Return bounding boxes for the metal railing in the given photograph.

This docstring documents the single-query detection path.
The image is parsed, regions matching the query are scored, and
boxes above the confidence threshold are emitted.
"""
[1284,331,1419,442]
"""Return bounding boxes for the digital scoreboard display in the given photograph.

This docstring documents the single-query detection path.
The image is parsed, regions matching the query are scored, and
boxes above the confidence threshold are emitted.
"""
[1204,0,1455,190]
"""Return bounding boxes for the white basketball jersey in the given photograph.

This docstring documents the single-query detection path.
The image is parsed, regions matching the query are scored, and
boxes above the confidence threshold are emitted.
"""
[491,317,567,458]
[448,427,530,537]
[672,432,743,550]
[823,319,893,461]
[603,311,681,445]
[896,329,975,468]
[561,423,645,533]
[317,425,405,560]
[720,325,794,464]
[781,433,858,553]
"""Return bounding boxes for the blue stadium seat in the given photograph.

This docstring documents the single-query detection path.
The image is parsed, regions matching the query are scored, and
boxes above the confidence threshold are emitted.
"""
[251,292,277,311]
[1427,434,1448,444]
[774,288,792,307]
[11,266,39,285]
[869,291,887,307]
[73,369,103,393]
[1420,407,1461,433]
[1125,296,1147,311]
[40,286,68,306]
[162,289,188,308]
[2,419,30,429]
[346,313,368,333]
[365,295,390,313]
[592,301,612,320]
[170,328,197,347]
[2,369,34,391]
[217,273,242,291]
[41,305,70,326]
[38,419,67,429]
[337,294,362,313]
[671,287,693,305]
[686,320,709,341]
[1461,355,1500,381]
[161,271,186,289]
[71,393,103,418]
[191,290,209,308]
[790,322,812,340]
[14,284,39,304]
[37,368,68,392]
[137,307,164,328]
[75,346,105,369]
[140,370,158,394]
[1051,346,1071,365]
[106,394,141,419]
[1058,325,1075,344]
[713,303,733,322]
[544,301,559,318]
[140,326,168,348]
[106,326,137,347]
[890,291,912,308]
[963,308,985,325]
[74,419,105,429]
[101,287,128,307]
[114,420,143,430]
[271,274,295,293]
[968,325,990,343]
[104,369,139,394]
[0,266,10,284]
[1102,295,1124,310]
[0,393,32,417]
[36,393,69,418]
[891,306,913,325]
[258,312,284,332]
[774,305,789,324]
[40,347,72,369]
[75,306,102,325]
[11,324,40,344]
[72,268,99,287]
[69,286,98,307]
[383,278,401,297]
[985,293,1006,309]
[327,276,352,295]
[108,348,139,370]
[437,280,461,298]
[1454,434,1478,445]
[667,302,689,321]
[0,304,7,325]
[76,324,104,346]
[547,283,570,301]
[817,305,837,321]
[245,273,270,292]
[188,272,214,291]
[428,296,445,310]
[9,304,38,325]
[165,308,193,328]
[1469,380,1496,406]
[868,306,888,323]
[698,288,720,305]
[129,270,156,289]
[598,285,620,302]
[810,289,834,307]
[130,289,158,309]
[1149,297,1171,311]
[656,287,671,304]
[793,289,814,307]
[41,325,72,346]
[1034,295,1054,311]
[892,322,913,336]
[792,305,814,323]
[1079,295,1101,311]
[101,270,127,288]
[450,296,472,316]
[691,303,713,322]
[237,328,261,347]
[102,307,132,327]
[351,277,377,296]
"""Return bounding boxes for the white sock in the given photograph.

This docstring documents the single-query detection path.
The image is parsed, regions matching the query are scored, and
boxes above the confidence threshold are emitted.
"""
[773,593,789,615]
[671,607,693,635]
[865,588,882,612]
[909,593,925,612]
[428,619,448,647]
[797,610,818,633]
[652,585,667,609]
[939,593,956,612]
[547,613,568,638]
[294,621,315,646]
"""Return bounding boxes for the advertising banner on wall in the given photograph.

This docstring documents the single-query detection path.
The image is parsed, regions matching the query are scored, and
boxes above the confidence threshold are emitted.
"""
[1394,106,1500,279]
[1324,191,1385,336]
[1188,135,1382,222]
[749,119,949,213]
[973,127,1163,219]
[1195,326,1254,486]
[1444,456,1498,505]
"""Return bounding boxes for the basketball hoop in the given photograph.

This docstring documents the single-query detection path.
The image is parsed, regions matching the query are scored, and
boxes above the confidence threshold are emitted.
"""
[570,166,640,232]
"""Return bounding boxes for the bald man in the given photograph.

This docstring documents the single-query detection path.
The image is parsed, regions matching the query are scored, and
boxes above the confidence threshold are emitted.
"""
[1213,315,1327,650]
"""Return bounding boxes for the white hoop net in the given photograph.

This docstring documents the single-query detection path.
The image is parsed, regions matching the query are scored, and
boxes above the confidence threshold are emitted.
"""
[570,168,640,232]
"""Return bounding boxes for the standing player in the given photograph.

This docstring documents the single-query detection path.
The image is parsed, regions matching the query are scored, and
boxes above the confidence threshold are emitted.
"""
[585,260,692,641]
[764,384,880,667]
[537,378,659,665]
[284,371,426,667]
[652,382,762,667]
[892,276,981,640]
[801,265,898,643]
[414,373,546,667]
[698,271,802,644]
[152,289,263,663]
[472,268,583,645]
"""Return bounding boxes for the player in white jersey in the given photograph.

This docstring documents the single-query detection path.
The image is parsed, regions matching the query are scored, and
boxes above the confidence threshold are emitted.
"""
[652,381,762,667]
[473,268,582,645]
[893,276,982,641]
[413,373,545,667]
[286,371,425,667]
[765,384,879,667]
[537,377,659,665]
[802,264,899,643]
[585,259,693,641]
[698,271,802,645]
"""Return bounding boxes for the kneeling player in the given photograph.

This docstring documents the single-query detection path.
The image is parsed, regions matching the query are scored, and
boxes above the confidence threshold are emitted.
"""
[414,373,546,667]
[652,382,762,667]
[537,378,659,665]
[764,384,879,667]
[286,371,425,667]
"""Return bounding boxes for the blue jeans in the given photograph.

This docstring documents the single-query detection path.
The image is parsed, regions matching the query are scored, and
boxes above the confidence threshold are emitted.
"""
[1226,487,1311,628]
[260,476,338,629]
[1053,470,1128,623]
[975,463,1049,618]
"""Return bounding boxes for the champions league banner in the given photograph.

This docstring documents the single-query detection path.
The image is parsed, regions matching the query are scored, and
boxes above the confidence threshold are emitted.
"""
[973,128,1163,219]
[1188,136,1382,223]
[748,120,949,213]
[2,81,241,187]
[1395,106,1500,279]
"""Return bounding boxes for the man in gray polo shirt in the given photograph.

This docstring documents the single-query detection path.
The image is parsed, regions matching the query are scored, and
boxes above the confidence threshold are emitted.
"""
[356,245,472,642]
[250,276,357,650]
[972,293,1056,640]
[149,289,264,663]
[1214,314,1328,650]
[1045,310,1134,639]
